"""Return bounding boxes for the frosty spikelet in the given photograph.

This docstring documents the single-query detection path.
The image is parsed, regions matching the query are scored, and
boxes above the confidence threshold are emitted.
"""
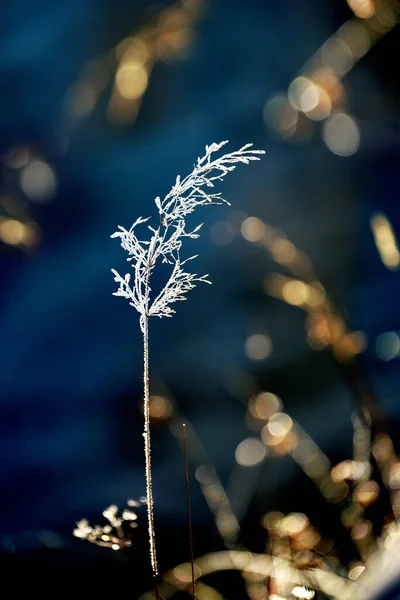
[111,141,264,583]
[111,141,264,330]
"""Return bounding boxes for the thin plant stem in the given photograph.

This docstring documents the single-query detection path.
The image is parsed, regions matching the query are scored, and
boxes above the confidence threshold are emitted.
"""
[183,423,196,600]
[143,315,159,597]
[111,141,264,595]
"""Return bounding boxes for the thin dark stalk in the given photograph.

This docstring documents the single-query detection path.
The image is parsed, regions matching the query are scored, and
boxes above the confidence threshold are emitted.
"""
[153,580,160,600]
[183,423,196,599]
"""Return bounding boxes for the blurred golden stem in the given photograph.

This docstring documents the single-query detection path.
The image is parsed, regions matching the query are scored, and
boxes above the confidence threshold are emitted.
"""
[143,315,159,594]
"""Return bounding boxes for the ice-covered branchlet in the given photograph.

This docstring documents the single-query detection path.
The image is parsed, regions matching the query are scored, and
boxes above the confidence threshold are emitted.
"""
[111,141,264,330]
[111,141,264,579]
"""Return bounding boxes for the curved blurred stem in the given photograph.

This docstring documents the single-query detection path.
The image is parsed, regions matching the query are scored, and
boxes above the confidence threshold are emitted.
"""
[143,315,159,587]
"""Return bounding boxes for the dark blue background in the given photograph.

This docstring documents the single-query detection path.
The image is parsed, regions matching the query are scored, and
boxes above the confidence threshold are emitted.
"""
[0,0,399,593]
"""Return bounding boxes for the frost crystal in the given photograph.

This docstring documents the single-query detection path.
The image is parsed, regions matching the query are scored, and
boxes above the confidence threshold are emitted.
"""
[111,141,264,331]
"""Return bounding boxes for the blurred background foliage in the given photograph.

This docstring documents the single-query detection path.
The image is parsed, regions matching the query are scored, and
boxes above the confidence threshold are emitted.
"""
[1,0,399,596]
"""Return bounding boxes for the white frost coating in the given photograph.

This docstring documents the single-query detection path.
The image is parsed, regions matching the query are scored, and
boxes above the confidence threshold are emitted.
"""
[110,140,264,581]
[111,141,265,331]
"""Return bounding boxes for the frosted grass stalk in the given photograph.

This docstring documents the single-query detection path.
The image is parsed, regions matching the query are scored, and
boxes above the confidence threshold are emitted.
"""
[111,140,264,577]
